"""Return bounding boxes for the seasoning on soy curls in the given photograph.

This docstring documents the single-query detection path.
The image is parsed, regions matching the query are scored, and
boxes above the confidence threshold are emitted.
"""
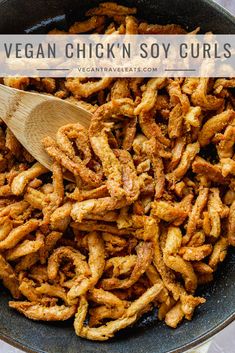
[1,1,235,341]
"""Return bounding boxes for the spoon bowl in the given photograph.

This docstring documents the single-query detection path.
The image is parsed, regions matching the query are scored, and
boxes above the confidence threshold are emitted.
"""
[0,84,92,170]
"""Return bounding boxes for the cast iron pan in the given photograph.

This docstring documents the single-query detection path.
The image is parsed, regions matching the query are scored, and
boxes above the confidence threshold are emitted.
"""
[0,1,234,352]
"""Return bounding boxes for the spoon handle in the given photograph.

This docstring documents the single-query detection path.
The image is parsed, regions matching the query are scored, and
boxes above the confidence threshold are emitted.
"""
[0,83,92,175]
[0,84,23,124]
[0,84,50,125]
[0,84,49,144]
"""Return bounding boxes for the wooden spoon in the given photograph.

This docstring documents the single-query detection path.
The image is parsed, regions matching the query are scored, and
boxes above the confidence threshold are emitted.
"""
[0,84,92,171]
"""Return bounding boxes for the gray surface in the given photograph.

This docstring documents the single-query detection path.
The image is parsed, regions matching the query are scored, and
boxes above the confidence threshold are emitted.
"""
[1,342,21,353]
[209,322,235,353]
[216,0,235,14]
[0,0,234,353]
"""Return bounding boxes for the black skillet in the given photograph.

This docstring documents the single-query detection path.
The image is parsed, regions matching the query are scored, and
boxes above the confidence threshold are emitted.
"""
[0,1,234,352]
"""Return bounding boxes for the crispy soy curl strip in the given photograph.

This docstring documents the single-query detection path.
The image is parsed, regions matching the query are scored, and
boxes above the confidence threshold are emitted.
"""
[0,200,29,218]
[43,137,101,187]
[167,137,186,172]
[167,79,190,114]
[228,200,235,246]
[153,224,204,323]
[198,110,235,147]
[74,296,137,341]
[184,106,202,128]
[3,77,30,90]
[50,202,72,231]
[5,231,44,261]
[9,301,77,321]
[151,195,192,226]
[183,188,209,245]
[207,188,224,238]
[89,99,135,198]
[56,123,91,166]
[116,149,140,202]
[111,79,130,99]
[134,78,167,115]
[71,220,135,235]
[139,110,170,146]
[5,128,22,158]
[39,231,62,264]
[69,16,105,34]
[71,150,139,222]
[145,265,169,303]
[179,244,212,261]
[191,78,223,110]
[209,237,228,269]
[89,288,125,308]
[67,232,105,303]
[101,242,153,289]
[104,255,136,277]
[164,301,185,328]
[147,221,180,300]
[168,104,184,138]
[163,227,197,293]
[102,232,127,254]
[166,142,200,183]
[11,162,48,195]
[86,2,137,17]
[65,97,97,114]
[35,283,68,304]
[67,184,108,202]
[192,157,227,184]
[0,219,39,250]
[0,255,21,298]
[24,188,45,210]
[71,197,126,223]
[18,278,43,302]
[65,78,113,98]
[15,253,39,273]
[0,217,13,241]
[74,283,162,341]
[89,303,126,326]
[48,246,90,281]
[89,306,126,327]
[216,137,235,162]
[214,78,235,93]
[145,144,165,199]
[122,116,137,150]
[138,22,186,34]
